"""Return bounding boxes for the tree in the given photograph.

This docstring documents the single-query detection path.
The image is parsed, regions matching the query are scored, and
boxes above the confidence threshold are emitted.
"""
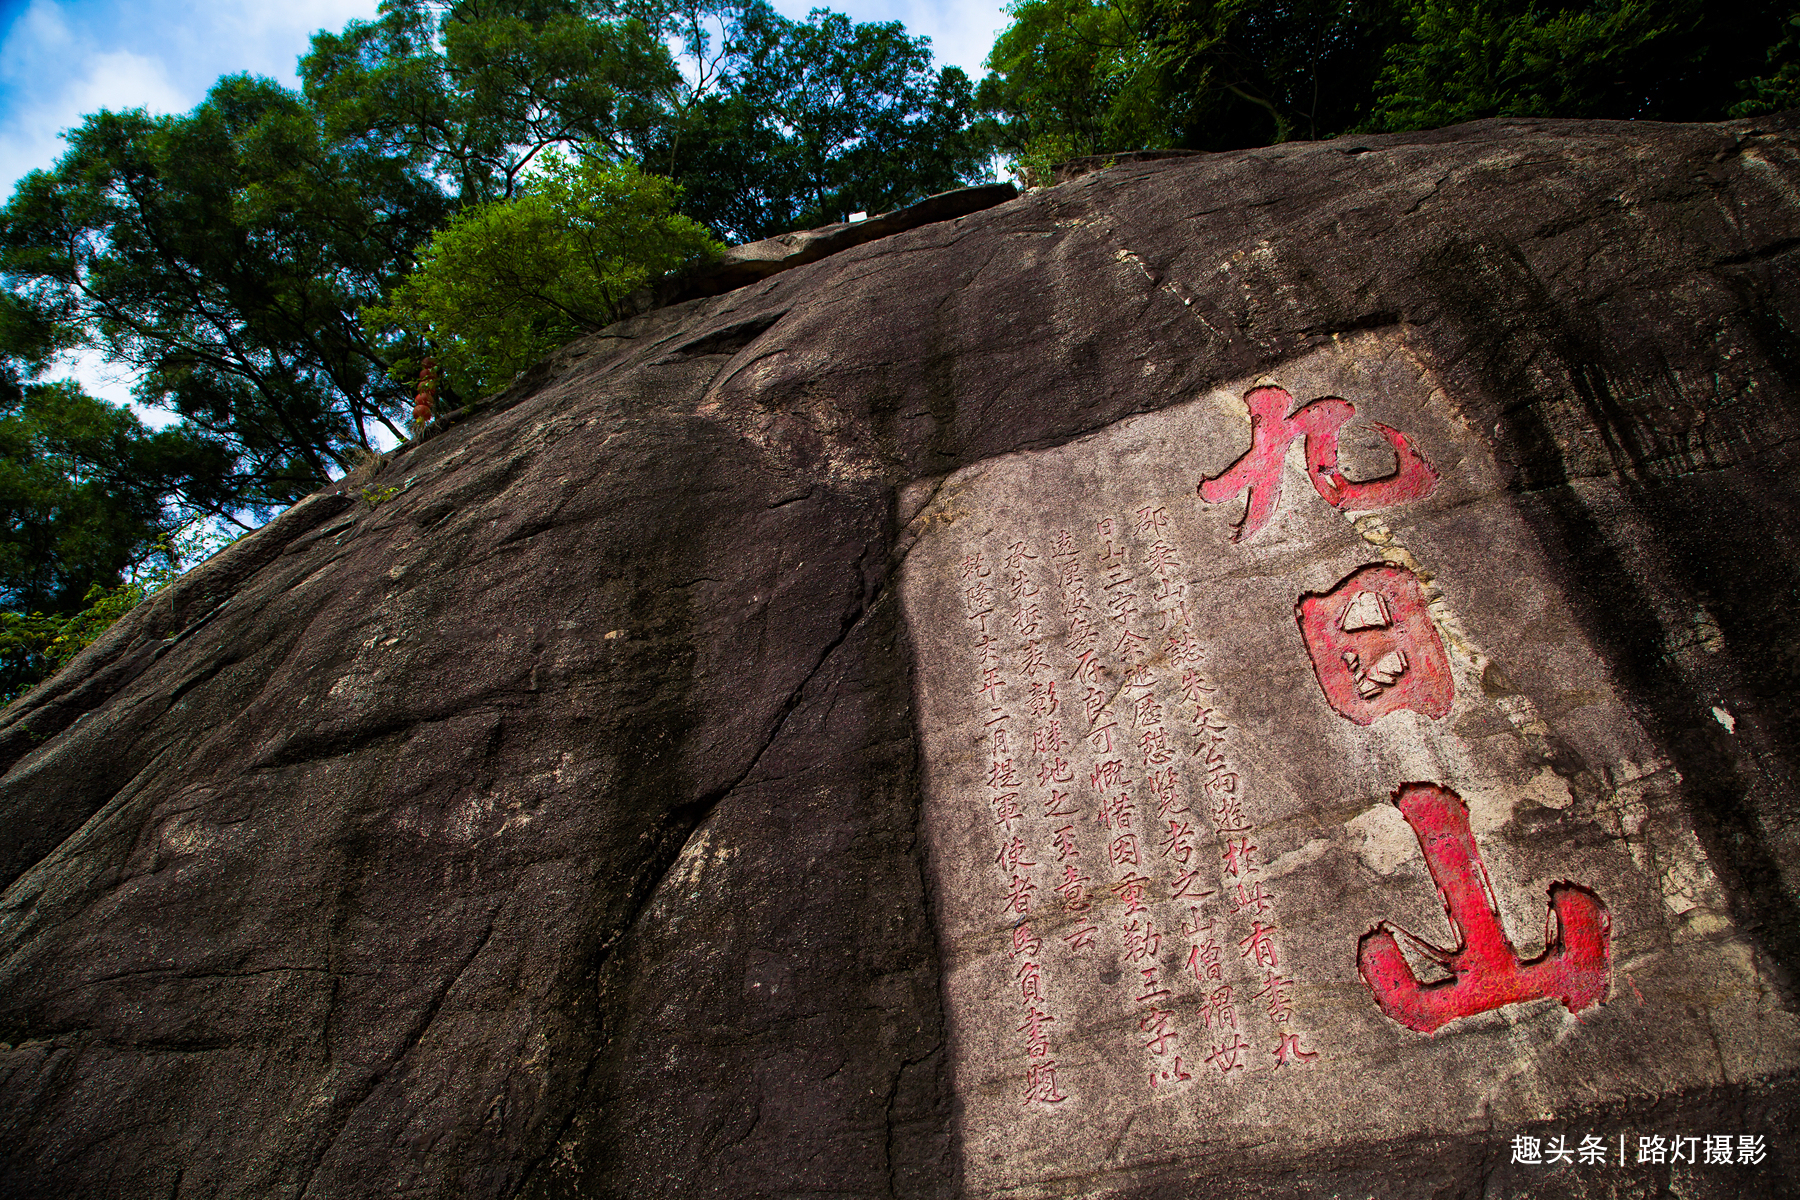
[364,154,720,397]
[0,377,231,616]
[300,0,682,206]
[977,0,1407,162]
[978,0,1800,165]
[0,76,447,510]
[1367,0,1796,131]
[651,1,993,242]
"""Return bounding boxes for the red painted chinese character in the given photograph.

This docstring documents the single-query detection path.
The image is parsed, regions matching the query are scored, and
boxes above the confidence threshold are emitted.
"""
[1147,539,1182,575]
[1238,921,1280,969]
[991,793,1024,832]
[1221,836,1258,878]
[1204,1032,1250,1074]
[1017,960,1046,1003]
[1198,385,1439,541]
[1229,880,1274,916]
[1018,638,1049,676]
[1111,872,1153,915]
[1358,782,1611,1034]
[1132,694,1165,728]
[1140,726,1174,766]
[1036,756,1075,787]
[1063,921,1100,952]
[1109,833,1142,868]
[1004,873,1038,915]
[1180,670,1217,705]
[1083,687,1111,726]
[996,835,1037,873]
[1150,1055,1192,1087]
[1004,540,1038,571]
[1188,934,1224,983]
[1028,680,1059,717]
[1010,922,1041,959]
[1257,970,1295,1023]
[1092,758,1132,794]
[1032,720,1070,756]
[1271,1032,1319,1068]
[1023,1060,1068,1105]
[1018,1005,1055,1057]
[1043,790,1079,819]
[960,553,991,580]
[1096,792,1135,830]
[1135,506,1171,536]
[1051,824,1080,861]
[1295,563,1453,725]
[1170,869,1215,902]
[1159,819,1197,864]
[1135,966,1172,1004]
[1199,983,1237,1030]
[987,758,1020,790]
[1122,918,1163,963]
[1115,629,1150,661]
[1144,766,1182,812]
[1013,603,1044,639]
[1055,864,1093,911]
[1139,1006,1179,1054]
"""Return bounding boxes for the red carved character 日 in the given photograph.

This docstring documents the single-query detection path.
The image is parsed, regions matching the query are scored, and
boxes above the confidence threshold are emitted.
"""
[1198,386,1439,541]
[1295,564,1453,724]
[1358,783,1611,1034]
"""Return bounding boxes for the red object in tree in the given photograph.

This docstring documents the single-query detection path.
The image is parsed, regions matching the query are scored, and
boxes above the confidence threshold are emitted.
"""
[1295,563,1453,724]
[413,355,438,424]
[1358,783,1611,1034]
[1198,386,1439,540]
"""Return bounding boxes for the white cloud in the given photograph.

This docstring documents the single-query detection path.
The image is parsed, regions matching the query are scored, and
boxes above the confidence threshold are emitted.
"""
[0,0,381,198]
[767,0,1009,77]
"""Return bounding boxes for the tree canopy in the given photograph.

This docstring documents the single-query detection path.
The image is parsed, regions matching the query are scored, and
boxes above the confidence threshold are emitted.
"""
[652,1,991,241]
[977,0,1800,162]
[366,154,720,397]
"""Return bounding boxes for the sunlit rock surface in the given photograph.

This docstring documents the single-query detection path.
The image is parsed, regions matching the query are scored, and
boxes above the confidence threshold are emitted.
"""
[4,115,1800,1198]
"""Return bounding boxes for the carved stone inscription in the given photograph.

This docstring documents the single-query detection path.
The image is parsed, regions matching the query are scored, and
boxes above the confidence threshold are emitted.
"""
[899,339,1800,1198]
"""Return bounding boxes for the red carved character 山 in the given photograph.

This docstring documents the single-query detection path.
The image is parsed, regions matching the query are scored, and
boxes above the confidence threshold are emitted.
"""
[1295,563,1453,725]
[1358,783,1611,1034]
[1198,385,1439,540]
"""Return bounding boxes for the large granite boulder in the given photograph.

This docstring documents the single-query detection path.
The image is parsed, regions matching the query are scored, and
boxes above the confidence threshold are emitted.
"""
[3,114,1800,1198]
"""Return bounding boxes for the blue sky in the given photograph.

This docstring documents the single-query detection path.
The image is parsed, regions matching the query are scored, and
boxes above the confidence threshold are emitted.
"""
[0,0,1010,196]
[0,0,1011,410]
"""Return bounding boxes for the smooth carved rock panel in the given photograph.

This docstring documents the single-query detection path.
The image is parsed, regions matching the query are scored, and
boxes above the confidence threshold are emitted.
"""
[897,333,1800,1197]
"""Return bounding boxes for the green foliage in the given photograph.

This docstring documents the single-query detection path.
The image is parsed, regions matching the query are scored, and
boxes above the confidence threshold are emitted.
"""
[1010,131,1086,188]
[360,483,402,507]
[0,76,443,503]
[0,378,232,613]
[365,155,721,397]
[1734,13,1800,116]
[652,2,993,242]
[978,0,1407,160]
[0,523,236,706]
[1364,0,1788,129]
[300,0,681,206]
[978,0,1800,163]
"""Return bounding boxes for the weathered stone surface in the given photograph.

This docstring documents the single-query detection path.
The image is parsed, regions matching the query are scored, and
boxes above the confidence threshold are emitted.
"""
[4,114,1800,1198]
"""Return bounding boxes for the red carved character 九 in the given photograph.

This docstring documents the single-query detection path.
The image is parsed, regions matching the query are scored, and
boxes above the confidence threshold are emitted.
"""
[1198,385,1439,541]
[1358,783,1611,1034]
[1295,563,1453,725]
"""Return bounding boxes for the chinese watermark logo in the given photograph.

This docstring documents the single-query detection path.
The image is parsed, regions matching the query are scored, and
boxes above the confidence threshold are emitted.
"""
[1510,1133,1767,1166]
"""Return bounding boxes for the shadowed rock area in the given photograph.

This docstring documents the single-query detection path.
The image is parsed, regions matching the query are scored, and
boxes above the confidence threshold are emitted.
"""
[3,115,1800,1198]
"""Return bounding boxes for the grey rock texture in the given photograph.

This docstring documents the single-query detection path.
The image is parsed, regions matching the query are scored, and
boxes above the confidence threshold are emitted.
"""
[3,114,1800,1198]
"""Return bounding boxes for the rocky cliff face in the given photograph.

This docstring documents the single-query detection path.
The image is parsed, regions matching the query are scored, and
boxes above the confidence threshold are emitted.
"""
[4,115,1800,1199]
